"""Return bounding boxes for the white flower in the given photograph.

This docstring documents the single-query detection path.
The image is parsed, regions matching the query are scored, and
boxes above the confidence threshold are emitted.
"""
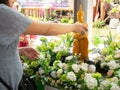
[58,62,68,70]
[77,84,81,89]
[107,60,120,70]
[86,78,98,89]
[65,86,68,89]
[85,73,92,78]
[110,82,120,90]
[110,18,119,29]
[84,73,98,89]
[89,53,101,62]
[57,69,63,77]
[67,71,76,81]
[65,55,74,61]
[93,54,105,63]
[52,47,63,53]
[111,77,119,84]
[72,64,80,73]
[63,63,68,70]
[98,86,104,90]
[50,71,57,78]
[58,62,64,68]
[100,80,111,88]
[80,63,88,72]
[88,65,96,73]
[38,67,44,75]
[22,63,29,70]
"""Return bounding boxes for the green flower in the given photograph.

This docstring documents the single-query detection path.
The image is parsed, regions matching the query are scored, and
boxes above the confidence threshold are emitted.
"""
[26,68,34,76]
[60,74,67,82]
[110,41,117,49]
[56,52,62,60]
[40,44,48,52]
[101,48,108,55]
[48,42,55,50]
[30,61,39,68]
[40,37,48,42]
[92,72,102,79]
[105,55,113,61]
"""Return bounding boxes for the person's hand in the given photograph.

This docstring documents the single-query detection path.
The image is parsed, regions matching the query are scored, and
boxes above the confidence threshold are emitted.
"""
[73,22,88,35]
[19,47,39,60]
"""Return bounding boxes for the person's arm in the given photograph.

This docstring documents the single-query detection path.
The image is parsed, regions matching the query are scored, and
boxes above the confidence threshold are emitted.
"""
[23,21,88,35]
[19,47,39,60]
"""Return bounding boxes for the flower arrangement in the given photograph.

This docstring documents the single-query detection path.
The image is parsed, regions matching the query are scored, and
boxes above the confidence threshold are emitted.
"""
[21,32,120,90]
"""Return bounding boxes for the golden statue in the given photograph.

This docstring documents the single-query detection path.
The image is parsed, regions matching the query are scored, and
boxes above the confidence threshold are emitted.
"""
[73,5,88,63]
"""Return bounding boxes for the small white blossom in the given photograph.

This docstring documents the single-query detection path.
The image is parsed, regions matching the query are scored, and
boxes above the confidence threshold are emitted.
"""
[58,62,64,68]
[111,77,119,84]
[38,67,44,75]
[52,47,63,53]
[67,71,76,81]
[93,54,105,63]
[77,84,81,89]
[85,73,92,78]
[110,82,120,90]
[51,80,56,86]
[65,55,74,61]
[80,63,88,72]
[109,18,119,29]
[84,73,98,89]
[57,69,63,77]
[89,53,101,62]
[107,60,120,70]
[50,71,57,78]
[100,80,111,88]
[22,63,29,70]
[72,64,80,73]
[63,63,68,70]
[65,86,68,89]
[88,65,96,73]
[98,86,104,90]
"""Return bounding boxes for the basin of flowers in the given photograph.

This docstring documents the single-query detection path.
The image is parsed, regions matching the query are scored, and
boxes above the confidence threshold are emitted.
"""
[21,32,120,90]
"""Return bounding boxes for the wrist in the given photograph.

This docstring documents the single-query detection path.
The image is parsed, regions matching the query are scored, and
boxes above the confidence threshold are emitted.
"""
[72,24,80,33]
[18,47,25,55]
